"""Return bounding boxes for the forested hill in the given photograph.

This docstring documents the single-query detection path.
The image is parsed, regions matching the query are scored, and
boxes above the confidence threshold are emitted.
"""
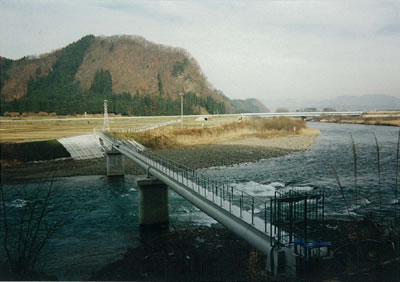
[231,98,269,113]
[0,35,267,116]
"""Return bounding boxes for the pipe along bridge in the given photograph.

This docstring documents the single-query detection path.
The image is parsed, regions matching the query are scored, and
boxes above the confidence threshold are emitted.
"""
[98,131,330,278]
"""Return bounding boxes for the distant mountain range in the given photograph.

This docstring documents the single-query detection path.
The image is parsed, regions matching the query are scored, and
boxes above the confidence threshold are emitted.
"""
[0,35,267,115]
[317,95,400,111]
[263,94,400,112]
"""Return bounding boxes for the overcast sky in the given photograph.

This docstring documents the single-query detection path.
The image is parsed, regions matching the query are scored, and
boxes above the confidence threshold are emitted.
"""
[1,0,399,102]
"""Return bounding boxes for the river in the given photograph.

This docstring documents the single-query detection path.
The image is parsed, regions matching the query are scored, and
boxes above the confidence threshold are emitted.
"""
[200,122,399,219]
[1,122,398,280]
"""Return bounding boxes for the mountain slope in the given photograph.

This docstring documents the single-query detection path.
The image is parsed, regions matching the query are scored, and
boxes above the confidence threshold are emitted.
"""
[75,35,217,101]
[0,35,231,115]
[231,98,269,113]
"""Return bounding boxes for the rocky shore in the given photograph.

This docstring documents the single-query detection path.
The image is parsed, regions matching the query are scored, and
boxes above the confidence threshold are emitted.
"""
[91,225,270,281]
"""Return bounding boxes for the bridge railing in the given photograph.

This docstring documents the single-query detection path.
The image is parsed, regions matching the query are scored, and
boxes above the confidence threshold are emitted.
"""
[147,150,268,213]
[101,133,274,237]
[100,131,325,248]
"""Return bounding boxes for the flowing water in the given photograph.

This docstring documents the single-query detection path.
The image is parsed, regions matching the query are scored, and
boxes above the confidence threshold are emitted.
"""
[0,176,216,280]
[1,122,399,280]
[200,122,400,218]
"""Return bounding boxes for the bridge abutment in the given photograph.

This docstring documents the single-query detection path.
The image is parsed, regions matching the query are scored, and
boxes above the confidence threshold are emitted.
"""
[106,148,125,176]
[135,175,169,227]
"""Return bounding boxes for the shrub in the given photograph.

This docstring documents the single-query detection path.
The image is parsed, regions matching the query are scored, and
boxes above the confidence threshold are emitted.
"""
[4,112,20,118]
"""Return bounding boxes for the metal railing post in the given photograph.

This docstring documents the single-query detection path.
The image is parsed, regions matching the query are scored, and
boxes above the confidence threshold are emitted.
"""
[304,196,308,243]
[251,197,254,225]
[220,186,223,206]
[240,192,243,218]
[264,201,267,233]
[229,187,232,212]
[278,198,281,243]
[289,200,293,244]
[270,198,273,245]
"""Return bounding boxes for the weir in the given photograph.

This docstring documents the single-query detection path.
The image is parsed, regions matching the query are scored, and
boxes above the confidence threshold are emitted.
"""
[100,132,330,278]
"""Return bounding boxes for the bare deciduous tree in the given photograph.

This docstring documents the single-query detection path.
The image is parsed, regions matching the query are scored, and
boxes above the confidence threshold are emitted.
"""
[1,180,64,276]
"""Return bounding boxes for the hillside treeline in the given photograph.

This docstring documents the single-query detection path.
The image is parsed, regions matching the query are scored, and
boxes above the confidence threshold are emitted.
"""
[0,35,266,116]
[1,35,226,116]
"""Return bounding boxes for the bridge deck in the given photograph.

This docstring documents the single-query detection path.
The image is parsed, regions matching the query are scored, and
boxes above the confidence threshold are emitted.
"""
[99,132,292,256]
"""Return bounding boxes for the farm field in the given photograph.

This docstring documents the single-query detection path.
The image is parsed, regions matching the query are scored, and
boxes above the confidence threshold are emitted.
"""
[0,115,240,143]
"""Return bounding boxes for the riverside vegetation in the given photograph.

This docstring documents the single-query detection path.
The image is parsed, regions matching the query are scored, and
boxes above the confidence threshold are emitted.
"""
[113,117,306,150]
[320,131,400,281]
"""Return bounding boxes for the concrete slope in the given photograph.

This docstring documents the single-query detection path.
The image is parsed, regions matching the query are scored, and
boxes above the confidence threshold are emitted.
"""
[58,134,104,160]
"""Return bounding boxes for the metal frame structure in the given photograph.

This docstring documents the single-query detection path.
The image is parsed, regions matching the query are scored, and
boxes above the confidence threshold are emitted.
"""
[271,190,325,246]
[102,99,110,131]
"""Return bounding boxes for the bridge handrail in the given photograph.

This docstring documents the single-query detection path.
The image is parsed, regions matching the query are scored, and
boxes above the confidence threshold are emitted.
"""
[99,131,256,199]
[99,130,322,246]
[100,132,270,215]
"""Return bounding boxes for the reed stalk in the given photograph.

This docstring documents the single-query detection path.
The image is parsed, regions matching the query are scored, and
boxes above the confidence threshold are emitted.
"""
[396,130,400,200]
[351,134,358,208]
[326,161,351,216]
[373,132,382,216]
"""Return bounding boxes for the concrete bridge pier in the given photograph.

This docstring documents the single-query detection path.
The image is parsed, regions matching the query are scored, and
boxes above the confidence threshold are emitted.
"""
[264,245,300,279]
[106,148,125,176]
[135,175,169,227]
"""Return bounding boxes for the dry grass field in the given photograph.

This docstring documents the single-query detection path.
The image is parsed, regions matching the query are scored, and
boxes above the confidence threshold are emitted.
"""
[114,117,307,150]
[0,115,240,143]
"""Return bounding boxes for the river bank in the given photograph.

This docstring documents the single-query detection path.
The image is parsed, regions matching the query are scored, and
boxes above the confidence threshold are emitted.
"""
[1,129,319,183]
[311,115,400,127]
[89,219,399,281]
[91,224,270,281]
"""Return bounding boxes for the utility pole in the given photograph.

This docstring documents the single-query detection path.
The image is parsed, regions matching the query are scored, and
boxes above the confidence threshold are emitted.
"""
[103,99,110,131]
[179,93,184,129]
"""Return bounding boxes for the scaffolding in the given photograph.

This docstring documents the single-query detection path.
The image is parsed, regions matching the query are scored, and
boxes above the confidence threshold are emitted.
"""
[270,189,329,258]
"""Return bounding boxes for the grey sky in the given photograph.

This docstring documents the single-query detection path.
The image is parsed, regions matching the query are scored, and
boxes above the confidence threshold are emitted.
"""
[1,0,399,102]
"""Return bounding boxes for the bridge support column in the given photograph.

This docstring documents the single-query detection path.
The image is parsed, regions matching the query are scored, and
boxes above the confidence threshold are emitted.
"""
[267,246,297,280]
[106,148,125,176]
[135,175,168,227]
